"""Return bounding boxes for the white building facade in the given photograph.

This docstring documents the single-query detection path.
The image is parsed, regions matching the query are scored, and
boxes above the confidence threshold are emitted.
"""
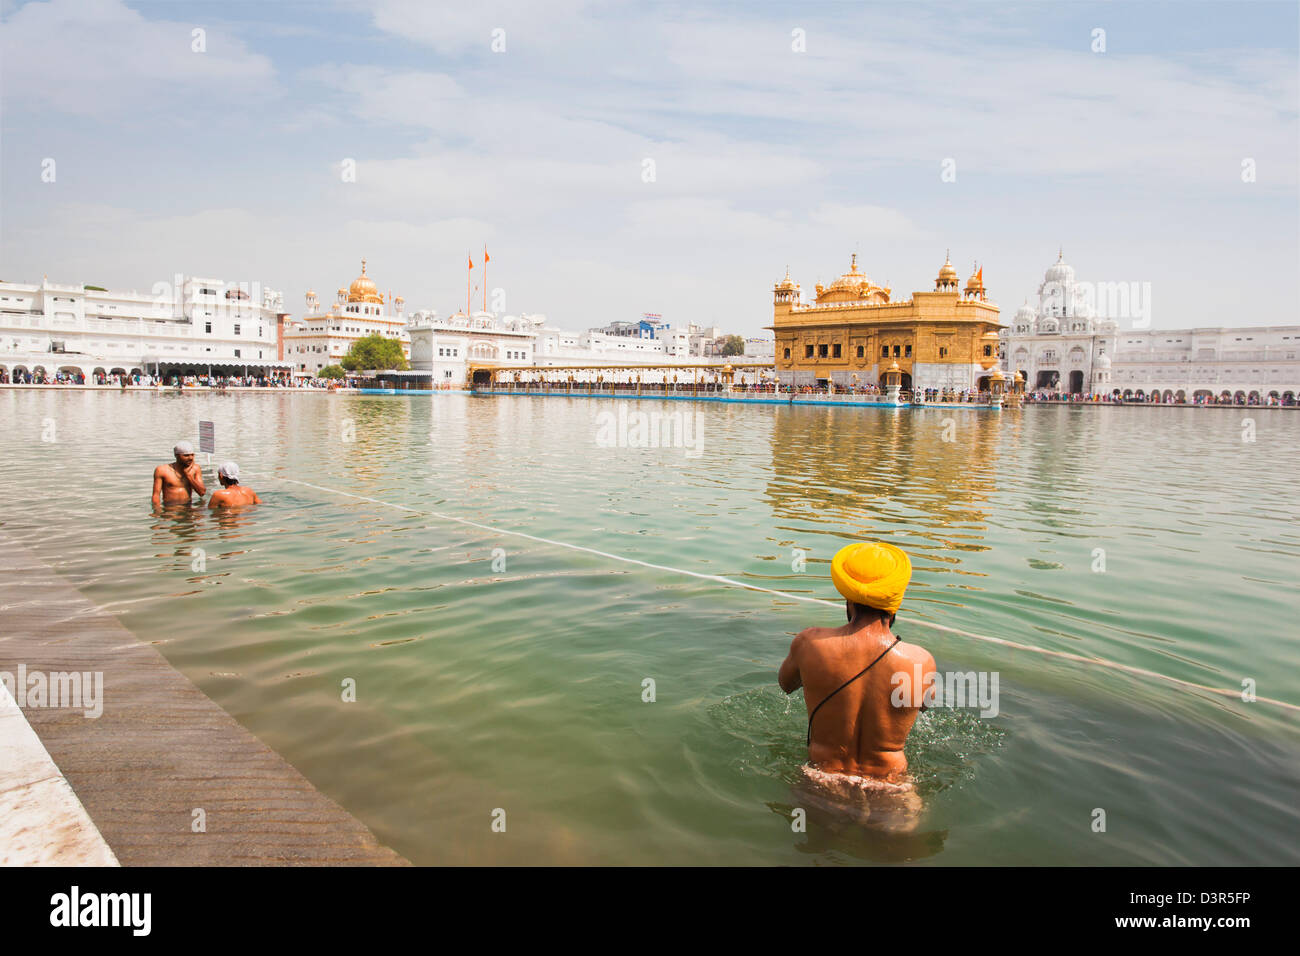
[0,274,288,383]
[407,311,538,384]
[1001,253,1300,403]
[282,260,410,377]
[1000,253,1119,396]
[1108,327,1300,403]
[408,312,751,385]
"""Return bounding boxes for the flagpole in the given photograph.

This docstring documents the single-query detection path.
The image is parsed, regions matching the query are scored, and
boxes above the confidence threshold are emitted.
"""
[467,253,471,317]
[483,246,488,313]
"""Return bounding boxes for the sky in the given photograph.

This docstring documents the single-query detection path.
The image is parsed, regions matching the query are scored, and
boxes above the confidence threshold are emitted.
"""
[1,0,1297,334]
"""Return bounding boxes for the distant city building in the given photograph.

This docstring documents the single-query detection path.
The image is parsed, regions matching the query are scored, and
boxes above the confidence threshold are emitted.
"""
[282,259,409,377]
[688,324,723,357]
[770,253,1003,391]
[1003,253,1300,402]
[0,273,288,382]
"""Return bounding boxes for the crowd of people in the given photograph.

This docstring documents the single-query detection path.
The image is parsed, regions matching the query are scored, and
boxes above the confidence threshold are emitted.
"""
[1023,390,1294,407]
[0,369,340,389]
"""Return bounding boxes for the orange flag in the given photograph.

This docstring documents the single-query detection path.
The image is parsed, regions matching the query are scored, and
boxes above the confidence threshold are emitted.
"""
[484,248,490,264]
[468,255,474,270]
[977,266,983,283]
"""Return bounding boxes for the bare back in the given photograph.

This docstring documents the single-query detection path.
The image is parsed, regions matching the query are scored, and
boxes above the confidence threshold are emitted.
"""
[209,485,261,509]
[782,624,936,779]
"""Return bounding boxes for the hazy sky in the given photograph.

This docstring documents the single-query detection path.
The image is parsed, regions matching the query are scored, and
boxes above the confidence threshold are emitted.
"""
[2,0,1296,333]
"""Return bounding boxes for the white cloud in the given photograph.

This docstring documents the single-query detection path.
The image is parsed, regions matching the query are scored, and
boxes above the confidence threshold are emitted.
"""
[0,0,276,117]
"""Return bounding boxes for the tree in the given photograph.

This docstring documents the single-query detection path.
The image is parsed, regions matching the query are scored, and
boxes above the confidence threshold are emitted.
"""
[319,364,346,379]
[341,334,409,371]
[719,334,746,357]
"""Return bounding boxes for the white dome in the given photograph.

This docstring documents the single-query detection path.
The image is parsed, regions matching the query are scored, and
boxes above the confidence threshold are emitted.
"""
[1095,352,1111,369]
[1015,301,1035,321]
[1044,251,1075,285]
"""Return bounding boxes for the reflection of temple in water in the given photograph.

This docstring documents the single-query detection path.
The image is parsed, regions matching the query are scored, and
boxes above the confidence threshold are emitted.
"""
[764,406,1002,570]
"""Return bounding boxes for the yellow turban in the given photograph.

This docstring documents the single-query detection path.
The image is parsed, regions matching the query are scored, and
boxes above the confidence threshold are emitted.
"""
[831,542,912,614]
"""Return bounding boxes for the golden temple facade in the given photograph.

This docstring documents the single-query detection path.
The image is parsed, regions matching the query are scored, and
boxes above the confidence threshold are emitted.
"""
[769,253,1003,392]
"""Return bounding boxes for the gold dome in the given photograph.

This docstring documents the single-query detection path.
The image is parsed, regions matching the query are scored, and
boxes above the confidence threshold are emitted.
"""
[829,253,868,290]
[937,250,959,286]
[347,258,383,304]
[814,253,889,304]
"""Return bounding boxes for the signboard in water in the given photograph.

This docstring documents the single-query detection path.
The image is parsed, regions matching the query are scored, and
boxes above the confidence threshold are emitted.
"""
[198,420,215,454]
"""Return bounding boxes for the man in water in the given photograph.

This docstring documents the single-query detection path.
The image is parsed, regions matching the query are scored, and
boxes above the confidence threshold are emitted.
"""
[151,441,206,507]
[779,542,936,823]
[208,462,261,508]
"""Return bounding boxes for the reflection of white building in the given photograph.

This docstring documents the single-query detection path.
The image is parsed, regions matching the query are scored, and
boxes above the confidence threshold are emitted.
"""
[1002,252,1300,402]
[1000,252,1118,395]
[0,273,288,382]
[282,260,409,377]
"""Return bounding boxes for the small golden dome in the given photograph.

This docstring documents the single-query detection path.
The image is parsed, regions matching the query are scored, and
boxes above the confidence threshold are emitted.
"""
[347,258,383,304]
[937,251,959,285]
[829,253,869,291]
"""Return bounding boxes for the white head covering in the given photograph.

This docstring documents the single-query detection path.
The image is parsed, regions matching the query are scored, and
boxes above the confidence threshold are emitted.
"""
[218,461,240,481]
[174,441,194,456]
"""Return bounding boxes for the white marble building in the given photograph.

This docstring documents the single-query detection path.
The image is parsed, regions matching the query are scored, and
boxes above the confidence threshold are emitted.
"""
[1109,327,1300,403]
[0,273,287,382]
[1000,252,1119,395]
[1001,253,1300,402]
[407,310,539,384]
[408,312,704,384]
[282,260,410,377]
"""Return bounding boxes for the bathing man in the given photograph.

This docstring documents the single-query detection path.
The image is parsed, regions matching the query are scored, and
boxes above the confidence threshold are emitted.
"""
[779,542,936,791]
[151,441,206,507]
[208,462,262,509]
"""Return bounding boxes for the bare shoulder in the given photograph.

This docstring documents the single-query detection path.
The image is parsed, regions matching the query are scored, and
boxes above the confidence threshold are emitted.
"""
[795,625,839,645]
[895,638,936,671]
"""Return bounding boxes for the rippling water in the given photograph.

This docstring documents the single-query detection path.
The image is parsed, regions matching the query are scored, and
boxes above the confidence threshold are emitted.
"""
[1,390,1297,865]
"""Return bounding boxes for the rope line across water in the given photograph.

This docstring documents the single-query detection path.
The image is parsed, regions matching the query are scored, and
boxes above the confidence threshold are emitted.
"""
[263,474,1300,716]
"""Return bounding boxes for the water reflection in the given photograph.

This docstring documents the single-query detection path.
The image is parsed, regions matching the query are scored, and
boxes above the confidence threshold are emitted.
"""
[764,407,1003,597]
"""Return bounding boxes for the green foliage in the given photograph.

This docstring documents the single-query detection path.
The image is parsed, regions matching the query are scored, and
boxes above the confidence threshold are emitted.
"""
[719,334,746,357]
[84,285,108,291]
[318,364,346,379]
[341,334,409,372]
